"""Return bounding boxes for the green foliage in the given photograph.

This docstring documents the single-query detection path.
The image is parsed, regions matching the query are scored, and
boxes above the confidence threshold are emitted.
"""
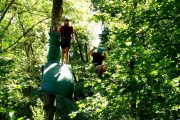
[0,0,179,120]
[87,0,180,119]
[31,98,44,120]
[0,0,50,119]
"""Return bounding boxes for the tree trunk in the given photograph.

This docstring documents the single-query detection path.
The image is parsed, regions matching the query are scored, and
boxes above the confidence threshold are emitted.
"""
[130,1,138,117]
[50,0,63,32]
[85,42,89,63]
[44,0,63,120]
[75,37,85,63]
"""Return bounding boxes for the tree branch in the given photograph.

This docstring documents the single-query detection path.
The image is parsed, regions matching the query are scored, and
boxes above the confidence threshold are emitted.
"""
[0,17,49,54]
[0,0,16,23]
[0,10,38,42]
[0,15,15,40]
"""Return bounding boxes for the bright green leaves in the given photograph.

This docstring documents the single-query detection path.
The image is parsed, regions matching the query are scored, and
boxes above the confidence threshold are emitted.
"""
[0,0,51,119]
[0,0,6,11]
[125,41,132,46]
[73,92,108,119]
[0,0,51,53]
[90,0,180,119]
[0,0,179,119]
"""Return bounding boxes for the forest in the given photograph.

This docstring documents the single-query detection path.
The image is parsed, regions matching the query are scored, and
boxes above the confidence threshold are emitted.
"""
[0,0,179,120]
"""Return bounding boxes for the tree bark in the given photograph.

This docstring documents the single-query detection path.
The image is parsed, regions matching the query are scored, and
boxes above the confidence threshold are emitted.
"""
[50,0,63,32]
[43,0,63,120]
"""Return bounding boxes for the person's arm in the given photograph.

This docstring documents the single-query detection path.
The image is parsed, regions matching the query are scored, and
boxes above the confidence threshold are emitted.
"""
[71,31,75,42]
[60,26,64,36]
[103,52,107,60]
[57,24,61,32]
[88,47,96,56]
[70,27,75,42]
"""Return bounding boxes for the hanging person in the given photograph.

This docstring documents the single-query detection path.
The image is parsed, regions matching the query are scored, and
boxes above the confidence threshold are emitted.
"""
[88,47,107,78]
[60,16,75,64]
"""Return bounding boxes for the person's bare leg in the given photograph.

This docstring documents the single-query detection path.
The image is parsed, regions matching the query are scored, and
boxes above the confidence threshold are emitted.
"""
[62,48,65,64]
[97,66,102,77]
[102,66,107,73]
[65,47,70,64]
[98,66,103,76]
[98,65,106,77]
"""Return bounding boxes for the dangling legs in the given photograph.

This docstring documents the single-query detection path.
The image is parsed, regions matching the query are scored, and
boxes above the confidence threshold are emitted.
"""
[97,65,107,77]
[97,66,103,77]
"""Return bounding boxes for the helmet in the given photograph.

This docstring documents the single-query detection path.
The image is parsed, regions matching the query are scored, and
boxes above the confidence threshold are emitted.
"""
[97,47,104,53]
[64,16,70,21]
